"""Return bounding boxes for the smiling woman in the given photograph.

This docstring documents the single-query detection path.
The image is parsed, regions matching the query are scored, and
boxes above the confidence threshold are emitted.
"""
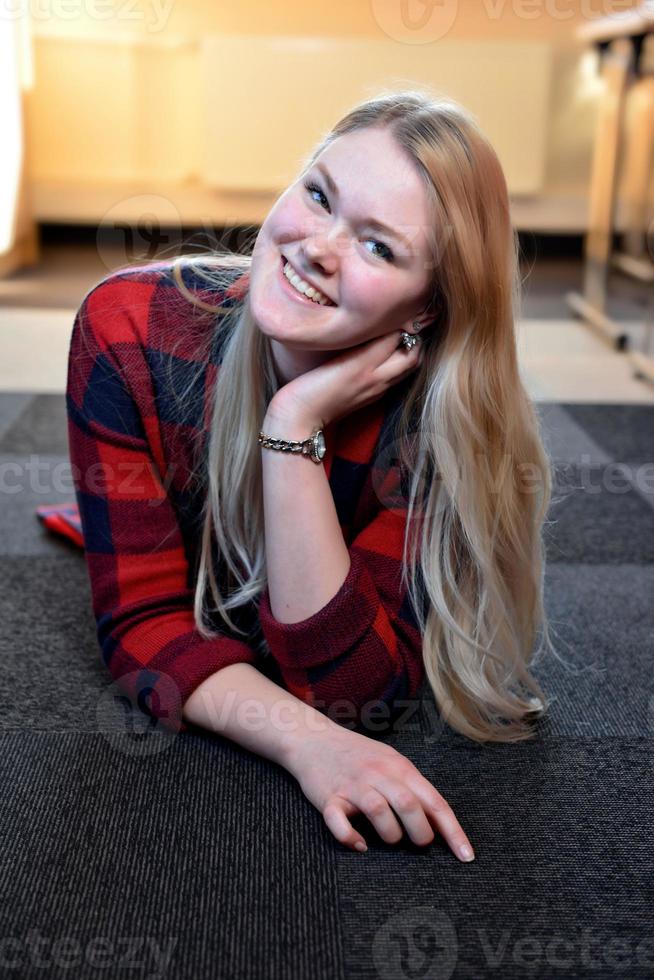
[248,124,438,387]
[187,93,558,752]
[67,89,560,858]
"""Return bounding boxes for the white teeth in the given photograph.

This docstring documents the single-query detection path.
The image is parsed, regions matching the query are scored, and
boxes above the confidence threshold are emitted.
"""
[283,260,331,305]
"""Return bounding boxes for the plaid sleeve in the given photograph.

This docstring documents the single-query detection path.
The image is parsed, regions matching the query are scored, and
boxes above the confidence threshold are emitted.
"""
[256,473,426,733]
[67,276,258,735]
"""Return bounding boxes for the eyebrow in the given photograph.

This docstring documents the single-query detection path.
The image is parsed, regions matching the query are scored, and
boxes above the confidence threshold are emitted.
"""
[315,162,415,255]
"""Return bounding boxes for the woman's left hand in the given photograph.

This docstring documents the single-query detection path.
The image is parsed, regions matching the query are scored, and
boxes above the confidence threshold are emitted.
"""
[267,327,424,428]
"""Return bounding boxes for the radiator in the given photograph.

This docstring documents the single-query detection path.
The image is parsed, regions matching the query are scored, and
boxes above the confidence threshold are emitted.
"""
[200,34,552,195]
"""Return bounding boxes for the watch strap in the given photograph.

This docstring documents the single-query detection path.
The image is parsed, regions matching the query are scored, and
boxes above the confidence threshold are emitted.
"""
[258,427,325,464]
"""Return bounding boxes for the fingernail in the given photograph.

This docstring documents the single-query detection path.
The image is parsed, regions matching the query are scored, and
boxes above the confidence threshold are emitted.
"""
[354,841,367,853]
[459,844,475,862]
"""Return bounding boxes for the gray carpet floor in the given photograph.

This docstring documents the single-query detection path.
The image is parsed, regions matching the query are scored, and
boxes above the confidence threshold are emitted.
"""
[0,392,652,979]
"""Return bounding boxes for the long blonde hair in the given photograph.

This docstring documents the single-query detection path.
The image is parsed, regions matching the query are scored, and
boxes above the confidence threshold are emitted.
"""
[165,89,567,743]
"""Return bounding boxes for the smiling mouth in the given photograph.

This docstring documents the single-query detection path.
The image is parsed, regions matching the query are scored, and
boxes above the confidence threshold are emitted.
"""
[280,255,336,307]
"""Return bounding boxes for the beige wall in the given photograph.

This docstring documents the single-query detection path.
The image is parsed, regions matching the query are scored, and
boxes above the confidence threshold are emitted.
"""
[23,0,651,231]
[41,0,639,41]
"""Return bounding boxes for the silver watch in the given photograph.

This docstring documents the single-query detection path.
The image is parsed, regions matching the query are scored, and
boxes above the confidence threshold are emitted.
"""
[258,426,326,464]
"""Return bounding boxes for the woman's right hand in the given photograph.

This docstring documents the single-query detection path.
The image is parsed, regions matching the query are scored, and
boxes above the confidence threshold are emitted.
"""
[285,721,476,862]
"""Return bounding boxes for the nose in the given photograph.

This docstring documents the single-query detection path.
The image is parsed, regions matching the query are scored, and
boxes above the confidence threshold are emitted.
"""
[302,224,348,273]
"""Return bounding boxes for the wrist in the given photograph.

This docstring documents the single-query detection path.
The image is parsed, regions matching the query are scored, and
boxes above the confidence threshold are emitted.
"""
[264,396,325,433]
[281,711,344,777]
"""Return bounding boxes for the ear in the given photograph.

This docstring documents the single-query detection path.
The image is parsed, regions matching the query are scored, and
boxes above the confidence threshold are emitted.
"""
[411,313,436,334]
[414,288,446,334]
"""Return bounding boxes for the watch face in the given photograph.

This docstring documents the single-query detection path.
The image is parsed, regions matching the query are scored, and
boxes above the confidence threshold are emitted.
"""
[316,430,326,460]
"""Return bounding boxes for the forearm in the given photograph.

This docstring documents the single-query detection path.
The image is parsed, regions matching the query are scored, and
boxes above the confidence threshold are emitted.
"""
[181,661,339,772]
[261,400,351,624]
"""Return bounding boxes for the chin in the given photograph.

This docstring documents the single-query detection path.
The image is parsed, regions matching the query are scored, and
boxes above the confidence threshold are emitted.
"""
[253,314,303,347]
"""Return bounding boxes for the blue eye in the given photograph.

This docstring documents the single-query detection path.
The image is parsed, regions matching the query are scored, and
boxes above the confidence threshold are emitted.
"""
[302,181,395,263]
[303,181,328,210]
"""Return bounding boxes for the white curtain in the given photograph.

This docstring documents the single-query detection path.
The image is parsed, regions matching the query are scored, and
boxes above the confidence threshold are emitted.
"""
[0,13,34,256]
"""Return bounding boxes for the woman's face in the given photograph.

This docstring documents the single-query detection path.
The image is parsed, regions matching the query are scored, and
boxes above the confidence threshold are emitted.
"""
[249,126,436,384]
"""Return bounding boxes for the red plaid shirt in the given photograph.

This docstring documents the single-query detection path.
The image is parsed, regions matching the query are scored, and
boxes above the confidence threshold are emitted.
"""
[66,258,425,734]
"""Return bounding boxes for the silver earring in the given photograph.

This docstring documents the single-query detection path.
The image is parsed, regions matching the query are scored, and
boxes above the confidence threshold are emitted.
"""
[400,331,420,351]
[400,320,424,351]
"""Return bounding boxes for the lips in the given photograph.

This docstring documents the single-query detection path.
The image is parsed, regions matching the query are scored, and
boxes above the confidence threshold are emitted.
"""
[281,255,336,306]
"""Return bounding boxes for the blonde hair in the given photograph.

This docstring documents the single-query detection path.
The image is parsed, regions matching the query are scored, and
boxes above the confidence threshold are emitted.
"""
[162,89,569,743]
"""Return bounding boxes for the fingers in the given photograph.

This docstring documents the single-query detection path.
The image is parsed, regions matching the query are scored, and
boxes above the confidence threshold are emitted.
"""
[361,776,437,848]
[322,773,475,864]
[323,789,407,852]
[355,772,475,863]
[323,797,368,853]
[356,786,407,844]
[406,777,476,862]
[375,336,422,387]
